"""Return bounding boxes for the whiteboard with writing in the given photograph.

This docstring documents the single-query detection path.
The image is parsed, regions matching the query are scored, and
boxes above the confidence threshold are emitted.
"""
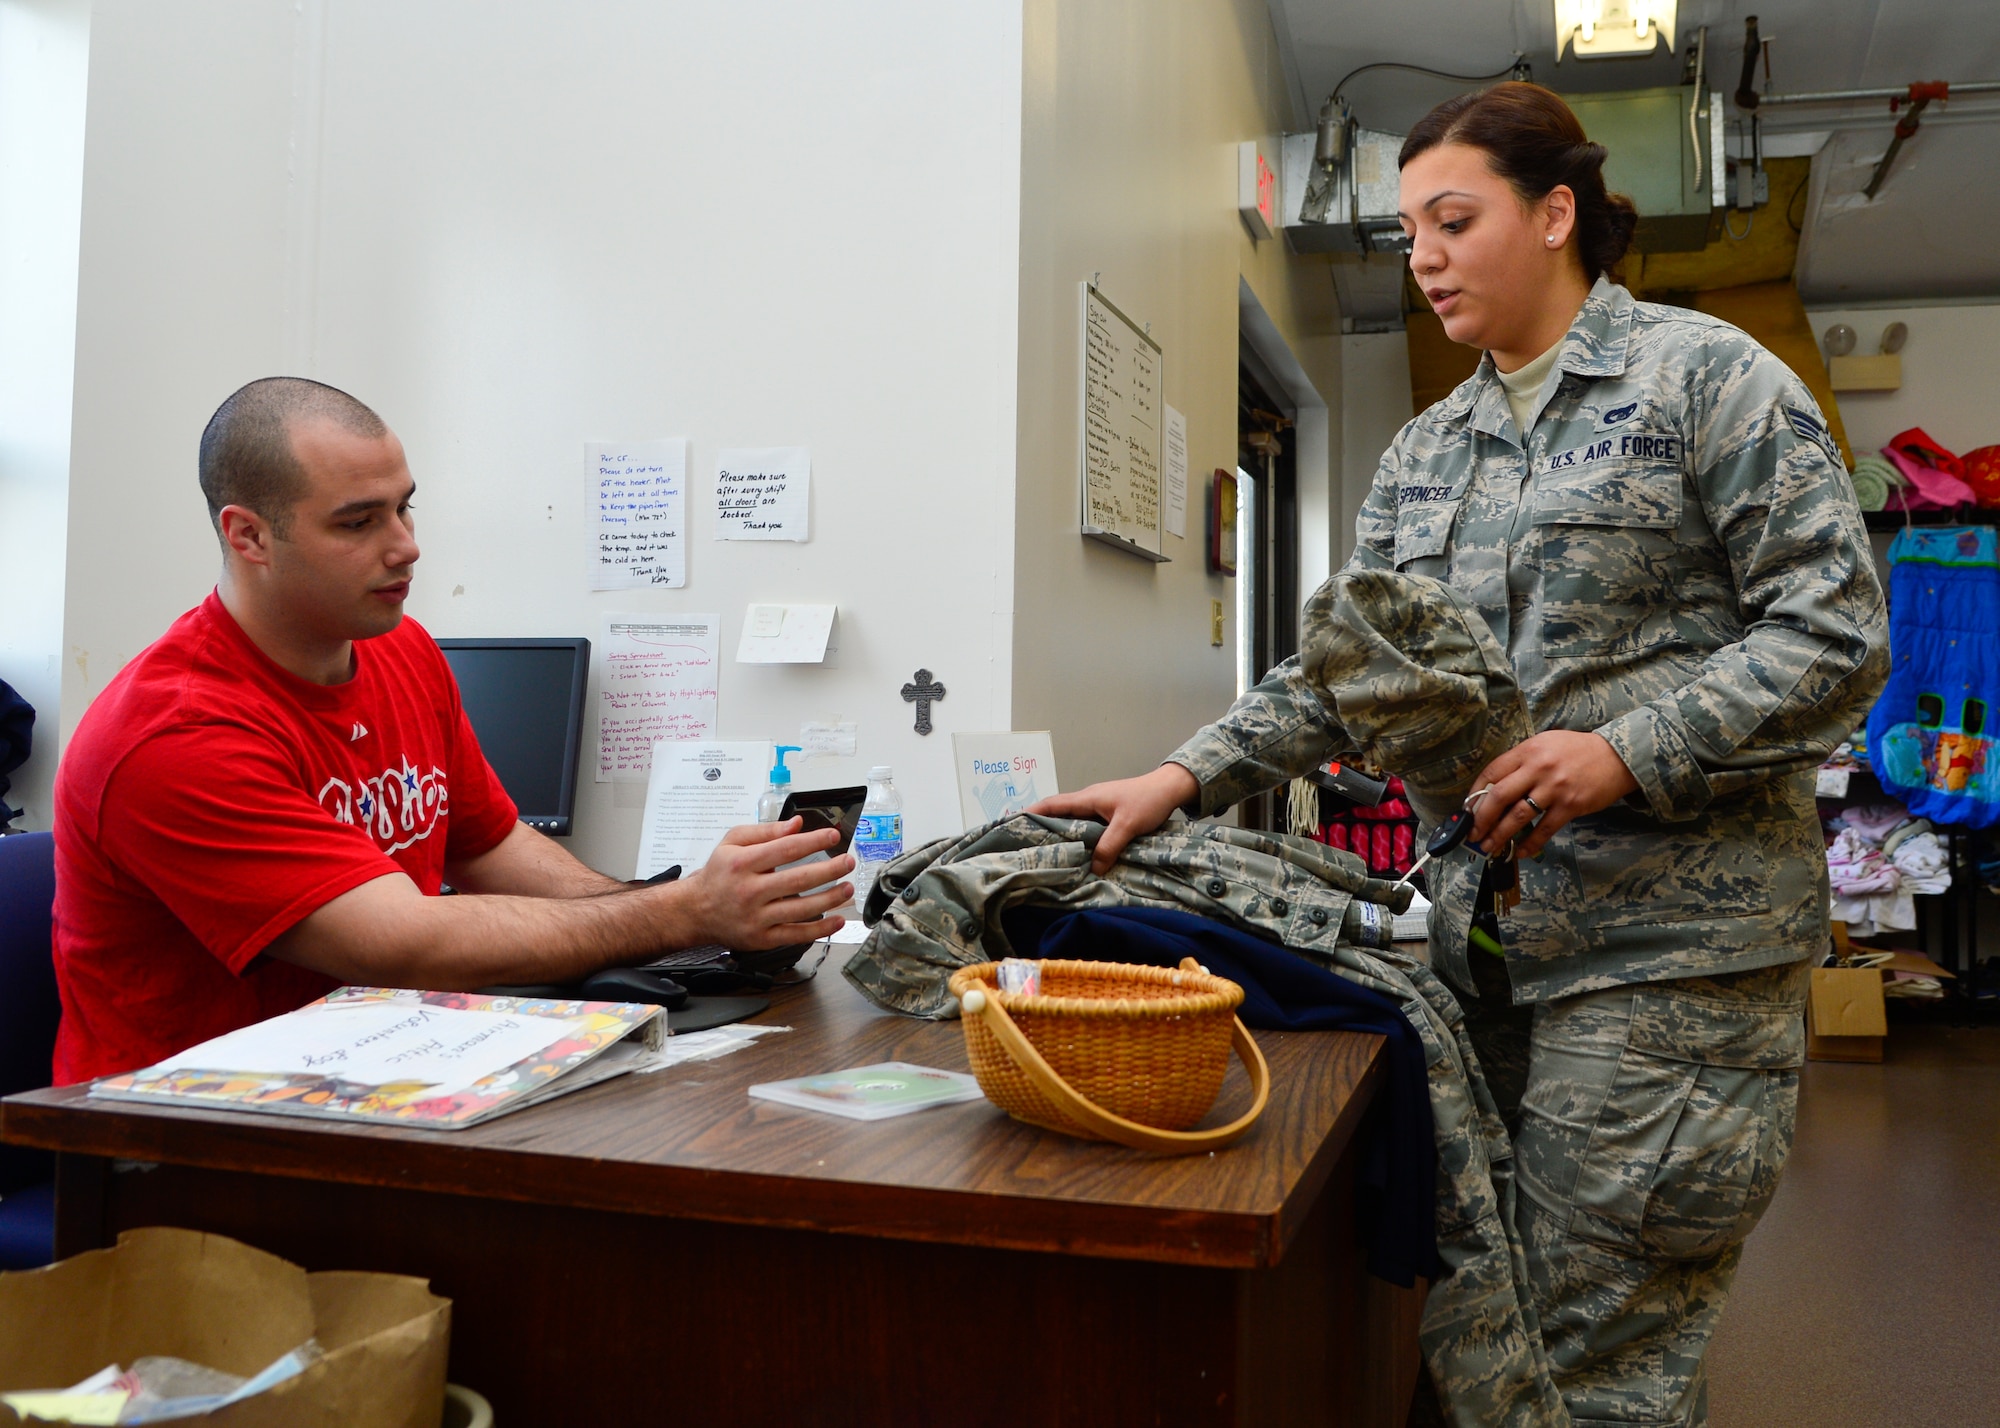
[1079,283,1168,562]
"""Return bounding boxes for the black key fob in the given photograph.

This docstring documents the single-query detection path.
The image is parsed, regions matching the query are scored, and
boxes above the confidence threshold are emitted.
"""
[1427,804,1479,859]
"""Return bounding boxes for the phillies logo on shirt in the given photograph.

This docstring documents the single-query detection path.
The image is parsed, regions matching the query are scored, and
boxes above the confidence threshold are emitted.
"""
[317,755,450,854]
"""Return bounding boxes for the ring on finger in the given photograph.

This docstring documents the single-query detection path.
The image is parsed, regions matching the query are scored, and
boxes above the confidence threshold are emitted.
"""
[1522,793,1546,817]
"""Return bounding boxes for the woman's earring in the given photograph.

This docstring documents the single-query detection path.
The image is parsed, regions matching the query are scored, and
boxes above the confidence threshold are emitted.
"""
[1547,236,1556,245]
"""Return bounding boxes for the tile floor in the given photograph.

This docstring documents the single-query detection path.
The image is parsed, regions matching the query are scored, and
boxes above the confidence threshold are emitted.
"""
[1406,1020,2000,1426]
[1708,1022,2000,1425]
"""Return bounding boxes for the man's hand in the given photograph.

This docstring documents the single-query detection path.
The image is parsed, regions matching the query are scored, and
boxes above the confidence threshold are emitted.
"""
[1466,730,1640,859]
[676,818,855,950]
[1030,763,1199,875]
[270,817,854,988]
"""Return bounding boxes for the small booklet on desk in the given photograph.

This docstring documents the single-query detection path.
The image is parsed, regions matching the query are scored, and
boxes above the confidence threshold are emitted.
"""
[748,1062,984,1121]
[89,986,666,1129]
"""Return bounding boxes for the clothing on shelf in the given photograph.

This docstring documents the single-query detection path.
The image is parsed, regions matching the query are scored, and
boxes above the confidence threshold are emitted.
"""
[1821,800,1953,937]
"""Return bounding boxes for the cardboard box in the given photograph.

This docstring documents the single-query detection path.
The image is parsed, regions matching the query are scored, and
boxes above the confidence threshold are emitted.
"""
[0,1227,449,1427]
[1807,966,1887,1063]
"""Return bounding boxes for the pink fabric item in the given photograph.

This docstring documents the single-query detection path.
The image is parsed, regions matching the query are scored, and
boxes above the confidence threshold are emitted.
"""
[1883,446,1977,510]
[1827,828,1903,896]
[1839,803,1914,844]
[1887,427,1964,477]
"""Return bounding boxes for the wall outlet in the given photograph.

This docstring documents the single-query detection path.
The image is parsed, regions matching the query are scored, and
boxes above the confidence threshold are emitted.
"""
[1210,599,1225,646]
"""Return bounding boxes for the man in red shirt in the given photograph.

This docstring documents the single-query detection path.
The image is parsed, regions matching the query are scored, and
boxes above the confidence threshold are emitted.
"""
[53,377,851,1082]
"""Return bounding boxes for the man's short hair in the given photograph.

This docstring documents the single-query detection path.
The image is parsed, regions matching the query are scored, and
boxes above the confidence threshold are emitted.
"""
[197,377,387,537]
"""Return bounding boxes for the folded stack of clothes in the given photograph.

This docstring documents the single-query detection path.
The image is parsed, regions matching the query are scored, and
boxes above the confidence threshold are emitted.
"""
[1849,453,1899,512]
[1824,802,1952,936]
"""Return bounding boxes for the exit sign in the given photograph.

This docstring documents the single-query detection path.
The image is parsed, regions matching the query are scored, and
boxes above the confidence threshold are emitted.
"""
[1238,140,1277,239]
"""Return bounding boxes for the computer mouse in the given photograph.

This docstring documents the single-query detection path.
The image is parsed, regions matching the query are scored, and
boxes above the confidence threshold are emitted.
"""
[579,967,689,1010]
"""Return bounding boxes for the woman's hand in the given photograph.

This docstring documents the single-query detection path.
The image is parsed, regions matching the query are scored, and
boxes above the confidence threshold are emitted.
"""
[1465,731,1640,859]
[1030,764,1200,874]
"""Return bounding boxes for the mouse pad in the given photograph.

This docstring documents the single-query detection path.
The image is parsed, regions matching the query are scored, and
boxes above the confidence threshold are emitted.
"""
[669,995,770,1033]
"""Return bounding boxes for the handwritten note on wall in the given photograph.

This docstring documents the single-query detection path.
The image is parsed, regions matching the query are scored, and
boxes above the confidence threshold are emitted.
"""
[596,613,720,782]
[589,439,687,589]
[1081,285,1164,557]
[715,447,809,541]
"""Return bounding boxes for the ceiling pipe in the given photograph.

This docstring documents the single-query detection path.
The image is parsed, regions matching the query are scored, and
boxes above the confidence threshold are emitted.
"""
[1737,76,2000,198]
[1757,80,2000,106]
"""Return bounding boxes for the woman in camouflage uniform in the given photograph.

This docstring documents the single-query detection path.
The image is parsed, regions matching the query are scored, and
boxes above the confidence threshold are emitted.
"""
[1041,84,1887,1427]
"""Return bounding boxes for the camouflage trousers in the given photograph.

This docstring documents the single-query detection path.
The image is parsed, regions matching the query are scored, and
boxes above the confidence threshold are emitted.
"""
[1456,952,1811,1427]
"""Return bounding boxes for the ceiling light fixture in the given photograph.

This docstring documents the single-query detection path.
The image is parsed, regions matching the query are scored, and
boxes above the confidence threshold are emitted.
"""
[1555,0,1675,60]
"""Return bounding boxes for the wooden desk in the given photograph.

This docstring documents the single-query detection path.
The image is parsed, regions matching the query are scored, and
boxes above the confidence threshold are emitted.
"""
[3,952,1422,1426]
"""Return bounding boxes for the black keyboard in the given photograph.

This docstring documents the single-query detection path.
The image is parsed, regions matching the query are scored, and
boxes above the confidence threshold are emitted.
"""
[640,944,735,970]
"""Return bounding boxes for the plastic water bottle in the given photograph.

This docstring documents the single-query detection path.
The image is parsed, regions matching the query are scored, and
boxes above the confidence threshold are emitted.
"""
[851,766,904,905]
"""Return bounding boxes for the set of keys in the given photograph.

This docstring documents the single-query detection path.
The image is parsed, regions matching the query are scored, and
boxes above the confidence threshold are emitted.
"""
[1391,786,1524,915]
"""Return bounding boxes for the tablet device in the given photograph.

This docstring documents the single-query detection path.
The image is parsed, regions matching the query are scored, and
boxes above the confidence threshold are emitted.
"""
[628,787,867,981]
[781,785,868,853]
[775,784,866,896]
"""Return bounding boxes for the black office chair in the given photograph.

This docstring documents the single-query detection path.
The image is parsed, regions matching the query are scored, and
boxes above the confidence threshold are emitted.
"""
[0,831,59,1268]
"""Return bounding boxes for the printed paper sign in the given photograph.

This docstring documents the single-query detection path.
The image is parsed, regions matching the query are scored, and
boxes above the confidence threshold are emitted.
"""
[951,731,1059,830]
[1164,405,1189,539]
[634,740,771,879]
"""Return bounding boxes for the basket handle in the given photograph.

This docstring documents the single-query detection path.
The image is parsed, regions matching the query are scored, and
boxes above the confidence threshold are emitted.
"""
[968,959,1271,1155]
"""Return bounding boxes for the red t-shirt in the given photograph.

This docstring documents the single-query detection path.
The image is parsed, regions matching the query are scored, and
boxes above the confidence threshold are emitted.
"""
[52,593,518,1083]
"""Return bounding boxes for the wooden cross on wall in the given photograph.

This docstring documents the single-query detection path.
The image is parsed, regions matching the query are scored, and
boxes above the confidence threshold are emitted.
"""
[901,669,946,735]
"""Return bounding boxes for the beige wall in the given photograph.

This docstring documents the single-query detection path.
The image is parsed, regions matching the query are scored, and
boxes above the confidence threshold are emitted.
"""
[1806,302,2000,458]
[61,0,1024,869]
[1339,330,1415,570]
[1012,0,1342,789]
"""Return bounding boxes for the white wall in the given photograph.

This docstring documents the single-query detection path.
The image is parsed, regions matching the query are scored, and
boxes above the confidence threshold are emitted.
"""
[1012,0,1343,788]
[63,0,1023,874]
[1338,330,1413,569]
[0,0,89,830]
[1808,302,2000,458]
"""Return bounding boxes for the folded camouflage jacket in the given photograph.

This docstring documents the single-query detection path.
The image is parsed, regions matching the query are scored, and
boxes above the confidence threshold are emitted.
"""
[846,813,1412,1019]
[846,813,1573,1427]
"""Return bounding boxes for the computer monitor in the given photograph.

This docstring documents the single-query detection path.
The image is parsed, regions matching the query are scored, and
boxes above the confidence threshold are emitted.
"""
[435,638,590,836]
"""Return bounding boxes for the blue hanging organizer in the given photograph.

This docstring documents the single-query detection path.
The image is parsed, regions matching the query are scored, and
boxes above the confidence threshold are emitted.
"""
[1867,525,2000,828]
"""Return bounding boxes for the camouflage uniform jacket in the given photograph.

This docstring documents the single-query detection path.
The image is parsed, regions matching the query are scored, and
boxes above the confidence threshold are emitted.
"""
[844,812,1413,1021]
[1173,279,1889,1000]
[844,813,1575,1425]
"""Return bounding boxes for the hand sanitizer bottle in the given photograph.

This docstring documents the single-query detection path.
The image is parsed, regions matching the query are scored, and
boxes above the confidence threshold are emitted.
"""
[852,766,904,904]
[758,745,802,823]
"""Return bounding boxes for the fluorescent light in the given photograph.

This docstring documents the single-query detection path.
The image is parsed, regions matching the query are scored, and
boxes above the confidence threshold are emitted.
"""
[1556,0,1673,58]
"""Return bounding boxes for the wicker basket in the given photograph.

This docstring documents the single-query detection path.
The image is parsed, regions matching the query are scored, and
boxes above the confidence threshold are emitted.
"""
[948,956,1269,1155]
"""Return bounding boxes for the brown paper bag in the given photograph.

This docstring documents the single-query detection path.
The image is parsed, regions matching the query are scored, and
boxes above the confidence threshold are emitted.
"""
[0,1228,448,1428]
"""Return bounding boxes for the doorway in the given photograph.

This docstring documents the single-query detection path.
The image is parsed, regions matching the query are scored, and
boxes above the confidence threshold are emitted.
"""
[1234,353,1298,833]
